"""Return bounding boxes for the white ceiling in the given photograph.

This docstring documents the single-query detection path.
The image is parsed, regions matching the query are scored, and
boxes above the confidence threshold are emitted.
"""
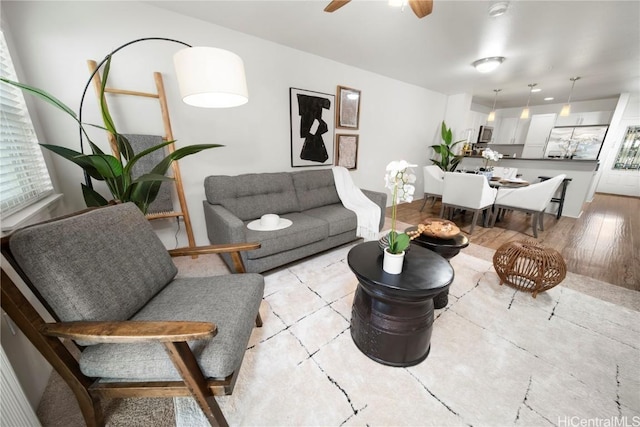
[148,0,640,109]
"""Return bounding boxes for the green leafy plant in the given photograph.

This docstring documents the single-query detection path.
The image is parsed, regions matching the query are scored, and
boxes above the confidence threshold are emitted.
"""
[430,120,466,172]
[0,56,221,214]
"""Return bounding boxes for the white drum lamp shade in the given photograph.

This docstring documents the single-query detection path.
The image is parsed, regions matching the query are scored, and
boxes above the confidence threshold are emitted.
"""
[173,46,248,108]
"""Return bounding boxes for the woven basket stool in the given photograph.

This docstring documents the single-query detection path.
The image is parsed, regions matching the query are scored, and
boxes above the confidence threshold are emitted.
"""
[493,240,567,298]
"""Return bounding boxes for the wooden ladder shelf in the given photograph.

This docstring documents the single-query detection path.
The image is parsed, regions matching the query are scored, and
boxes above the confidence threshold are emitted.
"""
[87,59,196,250]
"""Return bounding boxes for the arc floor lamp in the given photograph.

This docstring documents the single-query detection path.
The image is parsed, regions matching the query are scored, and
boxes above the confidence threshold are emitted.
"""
[78,37,248,188]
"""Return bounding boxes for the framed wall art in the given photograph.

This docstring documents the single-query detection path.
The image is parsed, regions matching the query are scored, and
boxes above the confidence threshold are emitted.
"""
[290,87,335,167]
[335,134,359,170]
[336,86,361,130]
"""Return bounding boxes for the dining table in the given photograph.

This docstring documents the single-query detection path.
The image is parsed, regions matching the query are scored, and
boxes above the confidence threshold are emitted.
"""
[488,178,530,188]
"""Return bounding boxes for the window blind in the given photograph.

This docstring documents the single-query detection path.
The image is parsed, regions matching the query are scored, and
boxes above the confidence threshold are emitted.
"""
[0,29,54,217]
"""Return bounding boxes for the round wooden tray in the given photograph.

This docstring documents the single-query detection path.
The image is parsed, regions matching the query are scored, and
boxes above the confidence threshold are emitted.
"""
[417,218,461,239]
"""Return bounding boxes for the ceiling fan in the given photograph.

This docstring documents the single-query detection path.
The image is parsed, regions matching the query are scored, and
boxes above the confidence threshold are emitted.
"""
[324,0,433,18]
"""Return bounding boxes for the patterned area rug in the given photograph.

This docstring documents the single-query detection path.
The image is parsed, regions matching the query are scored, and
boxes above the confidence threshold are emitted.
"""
[173,241,640,426]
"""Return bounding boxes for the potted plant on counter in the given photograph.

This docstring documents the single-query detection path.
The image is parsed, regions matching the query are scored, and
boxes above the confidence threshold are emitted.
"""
[430,121,466,172]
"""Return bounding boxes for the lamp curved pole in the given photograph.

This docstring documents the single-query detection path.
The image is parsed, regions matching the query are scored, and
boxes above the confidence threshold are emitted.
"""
[78,37,192,188]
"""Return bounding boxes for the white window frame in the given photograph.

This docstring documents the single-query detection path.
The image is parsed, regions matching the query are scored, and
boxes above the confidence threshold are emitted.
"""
[0,28,56,222]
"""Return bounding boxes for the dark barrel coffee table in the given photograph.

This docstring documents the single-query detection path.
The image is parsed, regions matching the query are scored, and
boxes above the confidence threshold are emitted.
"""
[405,226,469,309]
[347,241,454,367]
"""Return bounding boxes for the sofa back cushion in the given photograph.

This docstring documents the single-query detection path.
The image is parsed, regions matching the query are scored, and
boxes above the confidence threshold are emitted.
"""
[292,169,341,211]
[9,203,177,323]
[204,172,300,220]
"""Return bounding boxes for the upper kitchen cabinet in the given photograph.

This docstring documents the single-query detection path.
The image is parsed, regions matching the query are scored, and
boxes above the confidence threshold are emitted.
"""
[492,117,530,144]
[555,111,613,126]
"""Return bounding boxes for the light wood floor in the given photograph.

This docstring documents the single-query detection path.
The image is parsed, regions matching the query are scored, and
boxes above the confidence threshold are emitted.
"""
[389,192,640,292]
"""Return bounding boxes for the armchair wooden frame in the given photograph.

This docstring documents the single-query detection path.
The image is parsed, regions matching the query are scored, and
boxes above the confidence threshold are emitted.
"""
[1,209,262,427]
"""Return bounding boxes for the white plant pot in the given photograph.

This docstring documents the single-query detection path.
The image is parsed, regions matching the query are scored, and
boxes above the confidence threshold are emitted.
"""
[383,248,405,274]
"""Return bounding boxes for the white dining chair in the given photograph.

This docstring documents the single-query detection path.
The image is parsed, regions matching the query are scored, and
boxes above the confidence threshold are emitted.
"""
[490,174,567,238]
[420,165,445,210]
[492,166,518,180]
[441,172,498,234]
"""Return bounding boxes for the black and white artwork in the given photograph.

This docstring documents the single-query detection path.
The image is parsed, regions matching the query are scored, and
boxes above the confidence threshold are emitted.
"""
[290,88,335,167]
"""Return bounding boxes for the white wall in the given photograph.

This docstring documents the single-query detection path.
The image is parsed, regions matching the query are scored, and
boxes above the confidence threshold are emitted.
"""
[595,93,640,197]
[2,0,447,248]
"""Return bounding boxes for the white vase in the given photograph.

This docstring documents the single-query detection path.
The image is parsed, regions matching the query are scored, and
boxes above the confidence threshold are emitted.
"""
[383,248,405,274]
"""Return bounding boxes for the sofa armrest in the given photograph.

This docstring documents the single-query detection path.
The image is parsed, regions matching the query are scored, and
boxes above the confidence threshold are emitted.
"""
[202,202,247,245]
[361,189,388,231]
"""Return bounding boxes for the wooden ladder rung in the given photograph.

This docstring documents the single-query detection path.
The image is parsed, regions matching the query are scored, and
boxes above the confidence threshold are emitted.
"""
[146,212,184,220]
[103,87,159,98]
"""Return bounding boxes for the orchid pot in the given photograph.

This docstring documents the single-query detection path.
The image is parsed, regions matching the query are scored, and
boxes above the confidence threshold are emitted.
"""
[383,248,405,274]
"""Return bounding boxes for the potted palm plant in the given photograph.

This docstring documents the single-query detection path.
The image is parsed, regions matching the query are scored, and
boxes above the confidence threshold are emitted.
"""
[1,55,221,214]
[430,121,465,172]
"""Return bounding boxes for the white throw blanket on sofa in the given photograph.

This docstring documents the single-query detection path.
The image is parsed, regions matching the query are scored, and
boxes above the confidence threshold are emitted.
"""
[332,166,381,241]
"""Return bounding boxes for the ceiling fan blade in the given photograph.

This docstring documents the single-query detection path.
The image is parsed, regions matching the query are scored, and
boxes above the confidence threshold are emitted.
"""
[324,0,351,13]
[408,0,433,18]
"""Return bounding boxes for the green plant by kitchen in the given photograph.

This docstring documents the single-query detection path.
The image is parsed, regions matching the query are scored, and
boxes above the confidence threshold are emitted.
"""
[430,121,465,171]
[0,56,220,214]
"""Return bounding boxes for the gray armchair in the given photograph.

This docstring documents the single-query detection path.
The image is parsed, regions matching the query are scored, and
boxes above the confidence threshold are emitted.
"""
[1,203,264,427]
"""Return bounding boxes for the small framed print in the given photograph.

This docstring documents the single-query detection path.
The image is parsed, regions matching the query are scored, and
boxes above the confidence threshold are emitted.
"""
[335,134,359,170]
[336,86,361,130]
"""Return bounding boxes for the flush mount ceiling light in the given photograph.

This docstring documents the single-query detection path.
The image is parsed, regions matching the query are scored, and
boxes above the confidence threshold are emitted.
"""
[487,89,501,122]
[521,83,537,119]
[472,57,505,73]
[488,1,509,17]
[560,76,581,117]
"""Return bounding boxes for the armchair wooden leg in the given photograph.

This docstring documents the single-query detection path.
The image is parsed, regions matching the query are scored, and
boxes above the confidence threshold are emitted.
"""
[78,388,104,427]
[164,341,229,427]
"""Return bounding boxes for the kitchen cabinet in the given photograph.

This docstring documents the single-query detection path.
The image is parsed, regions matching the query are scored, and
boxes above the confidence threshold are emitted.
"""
[493,117,529,144]
[521,113,557,158]
[554,111,612,126]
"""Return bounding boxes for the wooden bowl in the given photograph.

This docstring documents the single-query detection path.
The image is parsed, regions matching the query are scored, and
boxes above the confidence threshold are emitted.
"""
[418,218,461,239]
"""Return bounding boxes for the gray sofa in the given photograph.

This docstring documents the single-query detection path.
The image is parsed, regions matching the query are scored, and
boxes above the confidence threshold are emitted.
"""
[203,169,387,273]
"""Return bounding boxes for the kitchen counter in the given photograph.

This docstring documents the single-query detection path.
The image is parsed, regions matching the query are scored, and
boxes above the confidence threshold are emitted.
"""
[463,156,597,163]
[458,157,598,218]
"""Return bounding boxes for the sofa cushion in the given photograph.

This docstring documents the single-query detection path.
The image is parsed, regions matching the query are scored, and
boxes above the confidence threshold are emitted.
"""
[244,212,328,260]
[9,203,177,323]
[292,170,341,211]
[204,173,300,220]
[79,274,264,380]
[303,204,357,236]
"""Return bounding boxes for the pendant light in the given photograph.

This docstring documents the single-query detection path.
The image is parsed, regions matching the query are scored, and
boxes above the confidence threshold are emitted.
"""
[487,89,501,122]
[520,83,537,119]
[560,77,581,117]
